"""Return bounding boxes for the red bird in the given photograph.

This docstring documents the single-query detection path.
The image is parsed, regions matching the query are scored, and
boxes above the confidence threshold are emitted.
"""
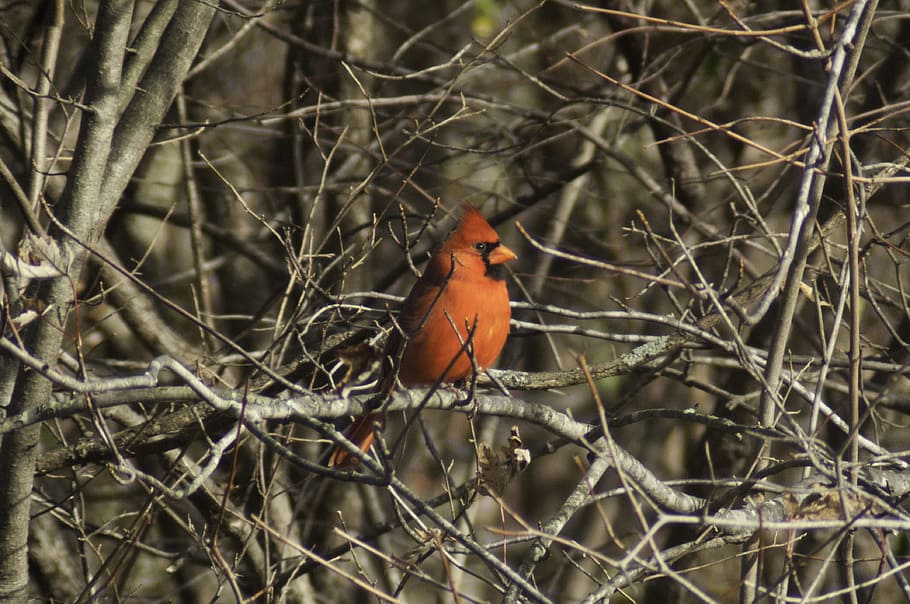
[328,205,516,468]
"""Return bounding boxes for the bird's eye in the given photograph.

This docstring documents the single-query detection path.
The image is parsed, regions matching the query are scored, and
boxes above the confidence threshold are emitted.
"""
[474,242,488,252]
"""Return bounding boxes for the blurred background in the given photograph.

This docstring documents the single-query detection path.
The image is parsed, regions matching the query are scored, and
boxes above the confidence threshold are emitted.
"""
[2,1,910,602]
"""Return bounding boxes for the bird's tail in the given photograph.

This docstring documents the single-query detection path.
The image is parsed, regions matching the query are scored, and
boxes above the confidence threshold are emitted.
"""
[327,413,383,468]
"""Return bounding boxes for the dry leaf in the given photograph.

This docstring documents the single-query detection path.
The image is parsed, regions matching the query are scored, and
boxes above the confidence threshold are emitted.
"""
[477,426,530,497]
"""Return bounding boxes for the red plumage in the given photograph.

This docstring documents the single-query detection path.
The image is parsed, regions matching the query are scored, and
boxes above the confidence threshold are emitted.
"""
[328,205,516,468]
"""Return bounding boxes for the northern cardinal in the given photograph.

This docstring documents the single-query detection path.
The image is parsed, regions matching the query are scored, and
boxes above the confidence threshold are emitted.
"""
[328,205,517,468]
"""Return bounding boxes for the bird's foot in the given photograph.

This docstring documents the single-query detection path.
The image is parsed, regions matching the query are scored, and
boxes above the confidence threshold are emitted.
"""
[452,387,478,417]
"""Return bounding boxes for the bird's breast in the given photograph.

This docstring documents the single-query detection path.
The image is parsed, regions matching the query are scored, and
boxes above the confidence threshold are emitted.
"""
[395,277,510,385]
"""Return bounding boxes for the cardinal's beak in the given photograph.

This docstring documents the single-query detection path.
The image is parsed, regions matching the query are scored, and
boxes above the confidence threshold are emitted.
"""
[489,244,517,265]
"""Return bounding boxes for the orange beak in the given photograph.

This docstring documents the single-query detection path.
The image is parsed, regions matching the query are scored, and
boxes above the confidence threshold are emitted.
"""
[489,244,517,265]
